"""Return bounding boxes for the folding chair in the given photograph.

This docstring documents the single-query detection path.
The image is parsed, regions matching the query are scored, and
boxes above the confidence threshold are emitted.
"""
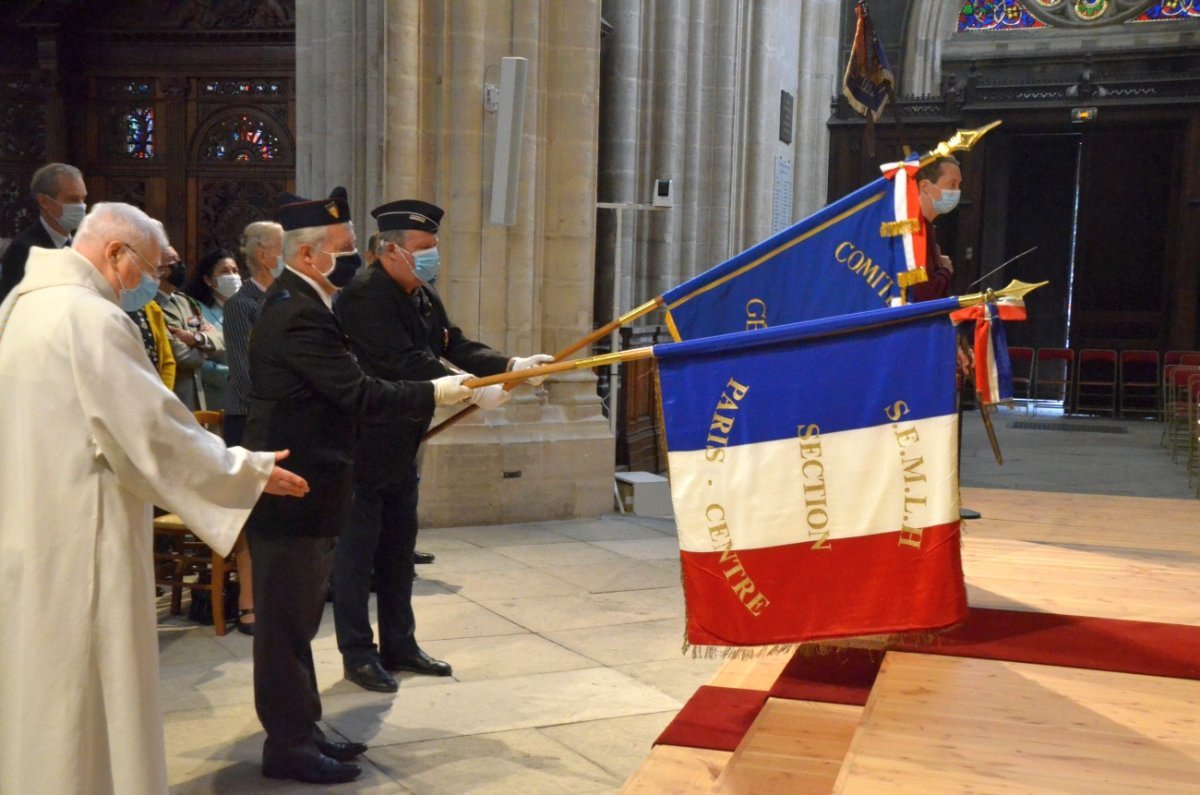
[1074,349,1118,417]
[1164,366,1200,461]
[1033,348,1073,411]
[1008,346,1035,412]
[1118,349,1160,419]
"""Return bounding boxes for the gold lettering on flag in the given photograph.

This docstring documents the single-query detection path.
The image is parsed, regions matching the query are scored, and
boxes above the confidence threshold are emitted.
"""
[704,504,770,616]
[886,400,930,549]
[702,381,771,617]
[797,424,831,550]
[704,378,750,463]
[834,240,896,299]
[745,299,768,330]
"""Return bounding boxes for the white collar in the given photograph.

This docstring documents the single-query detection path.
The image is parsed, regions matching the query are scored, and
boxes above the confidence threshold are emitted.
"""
[286,265,334,311]
[39,216,70,248]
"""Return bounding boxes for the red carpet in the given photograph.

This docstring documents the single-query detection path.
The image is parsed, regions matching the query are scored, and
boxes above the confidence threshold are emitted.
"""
[656,608,1200,751]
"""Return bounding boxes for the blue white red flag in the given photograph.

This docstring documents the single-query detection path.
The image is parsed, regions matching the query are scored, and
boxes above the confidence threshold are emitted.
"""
[655,299,968,647]
[661,159,927,343]
[952,298,1028,405]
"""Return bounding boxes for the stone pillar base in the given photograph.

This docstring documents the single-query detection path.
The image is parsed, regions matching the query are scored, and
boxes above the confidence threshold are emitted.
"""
[418,391,615,527]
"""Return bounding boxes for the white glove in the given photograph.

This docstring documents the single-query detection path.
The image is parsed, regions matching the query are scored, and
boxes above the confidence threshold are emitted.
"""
[509,353,555,386]
[471,383,512,410]
[431,373,473,406]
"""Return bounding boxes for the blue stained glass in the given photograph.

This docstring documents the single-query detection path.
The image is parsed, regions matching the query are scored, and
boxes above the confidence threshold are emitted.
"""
[124,107,155,159]
[958,0,1200,30]
[1137,0,1200,20]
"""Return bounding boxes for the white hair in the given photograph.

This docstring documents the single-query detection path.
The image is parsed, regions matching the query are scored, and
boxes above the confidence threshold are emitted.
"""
[74,202,168,254]
[281,223,353,264]
[241,220,283,272]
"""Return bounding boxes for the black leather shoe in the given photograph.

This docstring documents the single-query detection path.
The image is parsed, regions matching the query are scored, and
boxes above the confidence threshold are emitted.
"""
[262,753,361,784]
[960,507,982,520]
[383,648,452,676]
[344,660,399,693]
[315,737,368,762]
[413,550,436,564]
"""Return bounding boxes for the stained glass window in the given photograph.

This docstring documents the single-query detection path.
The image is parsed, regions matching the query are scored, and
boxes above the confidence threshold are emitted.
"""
[958,0,1200,30]
[1138,0,1200,19]
[201,80,284,96]
[203,114,280,161]
[123,107,155,159]
[959,1,1045,30]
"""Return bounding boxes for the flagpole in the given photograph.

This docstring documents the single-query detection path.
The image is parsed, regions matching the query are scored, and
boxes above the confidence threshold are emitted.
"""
[462,347,657,389]
[422,297,663,441]
[458,280,1048,392]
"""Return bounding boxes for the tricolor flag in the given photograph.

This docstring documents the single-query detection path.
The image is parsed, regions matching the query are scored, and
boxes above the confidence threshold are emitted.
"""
[662,160,927,343]
[952,298,1028,404]
[656,299,968,647]
[842,1,895,123]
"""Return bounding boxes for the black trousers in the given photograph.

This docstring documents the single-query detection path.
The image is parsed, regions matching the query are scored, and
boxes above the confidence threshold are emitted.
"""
[332,473,420,665]
[223,413,247,447]
[248,531,336,753]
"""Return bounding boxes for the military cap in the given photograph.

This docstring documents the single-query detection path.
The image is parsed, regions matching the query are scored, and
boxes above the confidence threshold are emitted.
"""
[275,186,351,231]
[371,199,443,234]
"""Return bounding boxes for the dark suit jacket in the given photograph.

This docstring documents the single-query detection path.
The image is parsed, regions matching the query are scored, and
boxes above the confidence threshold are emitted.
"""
[335,266,510,483]
[242,269,436,537]
[1,221,57,303]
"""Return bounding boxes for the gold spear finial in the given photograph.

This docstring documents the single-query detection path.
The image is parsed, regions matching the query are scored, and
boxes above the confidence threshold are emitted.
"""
[920,120,1003,167]
[958,278,1047,308]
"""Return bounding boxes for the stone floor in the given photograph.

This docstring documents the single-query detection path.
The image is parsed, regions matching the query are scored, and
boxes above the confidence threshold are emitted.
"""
[160,406,1194,793]
[160,512,717,794]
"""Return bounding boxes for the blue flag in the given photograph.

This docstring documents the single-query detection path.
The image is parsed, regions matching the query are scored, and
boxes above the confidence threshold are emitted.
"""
[653,298,967,646]
[661,161,928,343]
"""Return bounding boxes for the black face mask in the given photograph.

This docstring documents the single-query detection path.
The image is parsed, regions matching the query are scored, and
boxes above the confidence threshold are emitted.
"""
[328,251,363,287]
[166,261,187,287]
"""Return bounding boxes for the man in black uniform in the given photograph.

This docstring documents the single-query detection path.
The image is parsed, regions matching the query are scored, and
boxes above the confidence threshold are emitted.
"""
[243,190,477,785]
[332,199,552,693]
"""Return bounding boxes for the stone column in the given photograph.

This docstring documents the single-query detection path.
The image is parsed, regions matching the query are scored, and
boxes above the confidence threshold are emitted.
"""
[296,0,613,525]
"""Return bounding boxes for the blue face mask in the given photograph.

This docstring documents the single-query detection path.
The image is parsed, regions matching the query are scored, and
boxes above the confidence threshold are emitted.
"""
[411,247,440,284]
[271,255,285,278]
[932,188,961,216]
[120,268,160,312]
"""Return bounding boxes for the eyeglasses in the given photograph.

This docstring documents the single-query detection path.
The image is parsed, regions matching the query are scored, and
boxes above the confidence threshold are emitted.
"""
[123,243,159,275]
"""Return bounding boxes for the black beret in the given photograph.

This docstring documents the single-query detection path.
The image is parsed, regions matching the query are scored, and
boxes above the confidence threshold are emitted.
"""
[371,199,443,234]
[275,186,351,231]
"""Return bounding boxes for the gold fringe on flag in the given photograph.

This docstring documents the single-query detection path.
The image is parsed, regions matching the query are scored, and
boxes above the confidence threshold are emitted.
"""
[897,267,929,288]
[879,218,920,237]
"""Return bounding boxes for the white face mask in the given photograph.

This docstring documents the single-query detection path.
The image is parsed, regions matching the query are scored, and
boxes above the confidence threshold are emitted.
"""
[214,273,242,298]
[51,199,86,232]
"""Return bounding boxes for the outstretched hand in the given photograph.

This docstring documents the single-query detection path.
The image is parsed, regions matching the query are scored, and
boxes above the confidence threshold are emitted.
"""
[264,450,310,497]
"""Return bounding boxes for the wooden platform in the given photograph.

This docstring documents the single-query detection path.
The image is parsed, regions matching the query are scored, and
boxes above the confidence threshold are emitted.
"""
[621,488,1200,793]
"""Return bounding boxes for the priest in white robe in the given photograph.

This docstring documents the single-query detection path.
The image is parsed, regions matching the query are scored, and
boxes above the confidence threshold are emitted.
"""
[0,202,309,795]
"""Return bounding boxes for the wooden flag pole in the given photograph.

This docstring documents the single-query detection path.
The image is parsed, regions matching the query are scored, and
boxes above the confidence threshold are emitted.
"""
[462,346,656,389]
[422,297,663,441]
[448,280,1048,394]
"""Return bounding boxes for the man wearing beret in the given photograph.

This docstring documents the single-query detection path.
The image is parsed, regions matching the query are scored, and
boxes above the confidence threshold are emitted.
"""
[331,199,552,693]
[242,189,479,784]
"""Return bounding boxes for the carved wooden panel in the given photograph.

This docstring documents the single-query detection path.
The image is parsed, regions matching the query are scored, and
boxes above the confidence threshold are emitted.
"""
[0,171,35,239]
[197,178,285,255]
